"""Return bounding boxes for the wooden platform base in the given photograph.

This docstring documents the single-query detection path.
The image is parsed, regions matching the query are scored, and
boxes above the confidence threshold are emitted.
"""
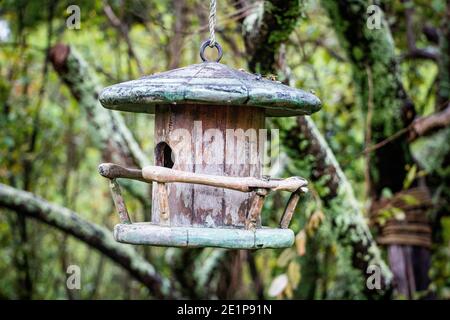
[113,223,294,249]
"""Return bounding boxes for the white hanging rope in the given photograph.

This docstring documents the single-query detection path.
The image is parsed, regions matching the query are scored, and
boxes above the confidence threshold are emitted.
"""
[208,0,217,47]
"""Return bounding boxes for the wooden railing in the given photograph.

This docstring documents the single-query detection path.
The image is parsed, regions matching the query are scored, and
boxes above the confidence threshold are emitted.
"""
[98,163,308,230]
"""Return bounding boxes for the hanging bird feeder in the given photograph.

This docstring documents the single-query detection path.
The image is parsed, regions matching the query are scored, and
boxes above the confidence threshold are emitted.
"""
[97,2,321,249]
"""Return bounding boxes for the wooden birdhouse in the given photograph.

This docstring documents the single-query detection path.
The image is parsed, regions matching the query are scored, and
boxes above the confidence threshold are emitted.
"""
[98,43,321,249]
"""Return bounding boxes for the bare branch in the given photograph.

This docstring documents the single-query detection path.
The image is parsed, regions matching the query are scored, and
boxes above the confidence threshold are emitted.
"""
[401,48,439,61]
[410,103,450,140]
[167,0,189,69]
[401,0,439,61]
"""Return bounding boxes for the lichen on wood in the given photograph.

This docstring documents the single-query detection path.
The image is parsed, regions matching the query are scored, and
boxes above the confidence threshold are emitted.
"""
[280,116,393,296]
[320,0,432,298]
[0,183,172,298]
[49,43,150,207]
[242,0,303,74]
[240,0,393,298]
[49,44,149,169]
[320,0,415,194]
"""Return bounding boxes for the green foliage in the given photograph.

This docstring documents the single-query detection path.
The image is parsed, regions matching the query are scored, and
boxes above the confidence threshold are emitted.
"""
[0,0,449,300]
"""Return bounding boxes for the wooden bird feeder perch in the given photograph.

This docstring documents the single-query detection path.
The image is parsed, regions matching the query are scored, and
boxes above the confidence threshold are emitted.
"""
[98,42,321,249]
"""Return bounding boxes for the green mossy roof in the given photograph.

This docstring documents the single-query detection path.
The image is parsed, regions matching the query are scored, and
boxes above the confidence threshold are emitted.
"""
[99,62,321,117]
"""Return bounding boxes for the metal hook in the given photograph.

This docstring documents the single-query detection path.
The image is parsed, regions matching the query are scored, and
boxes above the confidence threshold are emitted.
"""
[199,40,223,63]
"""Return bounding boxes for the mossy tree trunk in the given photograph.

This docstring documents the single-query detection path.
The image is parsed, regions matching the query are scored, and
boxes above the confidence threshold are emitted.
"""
[49,44,149,169]
[321,0,430,298]
[422,2,450,247]
[0,183,172,298]
[321,0,415,196]
[435,2,450,222]
[235,0,392,299]
[437,3,450,110]
[239,0,303,74]
[49,43,150,207]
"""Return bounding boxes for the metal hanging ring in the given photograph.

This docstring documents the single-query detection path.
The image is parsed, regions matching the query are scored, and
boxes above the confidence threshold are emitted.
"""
[199,40,223,63]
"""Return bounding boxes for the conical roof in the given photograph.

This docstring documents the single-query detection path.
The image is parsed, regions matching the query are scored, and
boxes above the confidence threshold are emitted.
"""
[99,62,321,117]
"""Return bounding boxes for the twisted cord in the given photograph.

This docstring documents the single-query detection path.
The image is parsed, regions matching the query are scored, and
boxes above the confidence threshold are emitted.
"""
[209,0,216,47]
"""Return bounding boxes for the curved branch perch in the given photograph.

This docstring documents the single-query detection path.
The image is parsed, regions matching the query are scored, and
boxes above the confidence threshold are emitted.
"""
[98,163,308,193]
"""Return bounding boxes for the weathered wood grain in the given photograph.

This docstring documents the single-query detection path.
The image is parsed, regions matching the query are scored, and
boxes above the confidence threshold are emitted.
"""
[99,163,145,181]
[109,179,132,224]
[157,182,170,226]
[153,104,194,226]
[279,189,306,229]
[98,163,307,194]
[246,189,268,230]
[149,104,305,229]
[224,106,264,227]
[143,166,307,192]
[192,105,225,227]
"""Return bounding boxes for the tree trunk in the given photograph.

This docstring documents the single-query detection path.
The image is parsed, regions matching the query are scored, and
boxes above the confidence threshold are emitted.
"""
[49,44,149,169]
[321,0,431,298]
[49,43,151,210]
[234,0,392,298]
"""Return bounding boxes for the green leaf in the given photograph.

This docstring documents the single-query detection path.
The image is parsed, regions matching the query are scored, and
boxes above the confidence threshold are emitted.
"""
[399,194,420,206]
[403,164,417,190]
